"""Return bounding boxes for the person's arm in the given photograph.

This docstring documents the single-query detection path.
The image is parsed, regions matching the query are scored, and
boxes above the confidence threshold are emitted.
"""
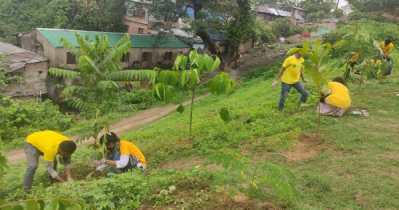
[271,67,286,87]
[104,155,129,168]
[300,68,308,82]
[45,161,67,183]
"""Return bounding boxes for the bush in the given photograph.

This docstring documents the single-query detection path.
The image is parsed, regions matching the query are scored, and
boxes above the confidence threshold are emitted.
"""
[285,39,292,44]
[263,63,283,80]
[0,96,72,142]
[348,12,385,22]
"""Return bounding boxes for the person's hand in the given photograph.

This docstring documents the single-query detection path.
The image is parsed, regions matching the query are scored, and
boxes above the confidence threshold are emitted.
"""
[67,177,74,182]
[271,80,278,88]
[101,158,106,164]
[93,160,102,167]
[85,172,95,179]
[302,78,308,83]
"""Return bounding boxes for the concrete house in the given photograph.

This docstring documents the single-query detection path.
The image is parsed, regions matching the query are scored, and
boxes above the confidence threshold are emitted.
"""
[256,6,305,25]
[0,41,48,100]
[20,28,191,70]
[256,6,291,25]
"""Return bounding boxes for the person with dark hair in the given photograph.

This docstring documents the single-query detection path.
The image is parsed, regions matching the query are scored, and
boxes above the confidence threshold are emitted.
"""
[271,45,309,111]
[317,77,351,117]
[86,132,146,178]
[23,130,77,191]
[379,39,393,62]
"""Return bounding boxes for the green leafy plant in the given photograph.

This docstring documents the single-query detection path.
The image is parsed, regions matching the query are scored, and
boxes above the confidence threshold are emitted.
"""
[286,39,346,139]
[152,50,236,140]
[48,32,156,149]
[0,197,96,210]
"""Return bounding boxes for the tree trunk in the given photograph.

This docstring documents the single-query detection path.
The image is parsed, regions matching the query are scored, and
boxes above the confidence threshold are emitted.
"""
[196,31,227,70]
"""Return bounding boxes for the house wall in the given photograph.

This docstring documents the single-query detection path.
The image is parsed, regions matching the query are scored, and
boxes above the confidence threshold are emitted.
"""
[129,48,190,68]
[257,13,279,25]
[124,16,151,34]
[4,61,48,98]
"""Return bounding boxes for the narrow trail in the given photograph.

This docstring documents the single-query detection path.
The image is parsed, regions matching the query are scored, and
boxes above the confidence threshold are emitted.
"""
[6,93,211,164]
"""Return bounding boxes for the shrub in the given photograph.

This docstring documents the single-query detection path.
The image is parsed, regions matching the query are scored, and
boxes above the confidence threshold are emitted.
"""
[0,96,72,142]
[285,39,292,44]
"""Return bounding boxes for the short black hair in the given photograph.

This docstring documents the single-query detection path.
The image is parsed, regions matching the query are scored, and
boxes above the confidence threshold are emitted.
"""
[99,132,120,145]
[385,39,392,45]
[332,77,345,85]
[59,141,77,154]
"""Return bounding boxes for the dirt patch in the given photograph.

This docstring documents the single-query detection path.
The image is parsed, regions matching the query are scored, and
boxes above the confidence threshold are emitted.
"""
[279,133,326,161]
[160,157,222,170]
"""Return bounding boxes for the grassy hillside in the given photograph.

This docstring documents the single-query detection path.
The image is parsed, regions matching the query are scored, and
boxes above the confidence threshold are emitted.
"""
[2,52,399,209]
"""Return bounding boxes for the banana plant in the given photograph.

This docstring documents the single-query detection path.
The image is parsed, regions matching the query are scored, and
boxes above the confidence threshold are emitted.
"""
[286,39,346,139]
[49,33,157,153]
[152,50,236,140]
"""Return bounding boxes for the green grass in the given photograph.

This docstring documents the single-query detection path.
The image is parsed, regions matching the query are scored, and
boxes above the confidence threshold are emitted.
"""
[2,53,399,209]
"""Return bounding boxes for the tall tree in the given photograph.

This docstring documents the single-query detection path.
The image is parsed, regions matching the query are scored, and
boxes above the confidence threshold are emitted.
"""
[144,0,256,70]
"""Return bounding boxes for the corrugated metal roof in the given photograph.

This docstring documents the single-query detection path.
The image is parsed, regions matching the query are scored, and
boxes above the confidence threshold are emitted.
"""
[37,28,191,49]
[256,6,291,17]
[0,41,48,72]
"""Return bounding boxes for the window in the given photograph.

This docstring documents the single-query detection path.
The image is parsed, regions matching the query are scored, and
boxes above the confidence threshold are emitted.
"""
[138,28,144,34]
[135,9,146,19]
[142,52,152,61]
[164,52,173,61]
[39,71,43,74]
[121,52,130,62]
[8,72,23,77]
[66,52,76,64]
[125,25,129,32]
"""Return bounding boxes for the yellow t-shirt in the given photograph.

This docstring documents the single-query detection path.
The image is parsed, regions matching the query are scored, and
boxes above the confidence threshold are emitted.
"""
[120,140,146,166]
[282,55,304,84]
[326,82,351,109]
[379,41,393,54]
[26,130,70,161]
[349,52,359,62]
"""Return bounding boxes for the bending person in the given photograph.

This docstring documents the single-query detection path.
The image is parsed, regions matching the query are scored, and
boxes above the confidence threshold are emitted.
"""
[317,77,351,117]
[87,132,146,178]
[23,130,76,191]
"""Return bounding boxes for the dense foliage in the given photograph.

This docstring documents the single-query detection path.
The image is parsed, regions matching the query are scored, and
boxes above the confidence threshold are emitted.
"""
[0,0,126,43]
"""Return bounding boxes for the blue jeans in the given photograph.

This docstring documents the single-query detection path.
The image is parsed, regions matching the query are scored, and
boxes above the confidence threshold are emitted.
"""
[279,81,309,111]
[107,152,137,176]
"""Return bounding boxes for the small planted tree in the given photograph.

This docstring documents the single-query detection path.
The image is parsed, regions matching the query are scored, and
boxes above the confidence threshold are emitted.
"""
[152,50,236,140]
[49,33,156,150]
[286,39,345,139]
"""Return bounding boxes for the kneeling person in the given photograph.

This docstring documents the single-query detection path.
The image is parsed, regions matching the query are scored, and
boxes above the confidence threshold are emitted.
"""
[23,130,76,191]
[87,132,146,178]
[317,77,351,117]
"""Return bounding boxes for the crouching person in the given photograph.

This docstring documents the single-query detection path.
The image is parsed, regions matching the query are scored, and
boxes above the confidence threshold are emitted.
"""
[23,130,77,191]
[317,77,351,117]
[86,132,146,178]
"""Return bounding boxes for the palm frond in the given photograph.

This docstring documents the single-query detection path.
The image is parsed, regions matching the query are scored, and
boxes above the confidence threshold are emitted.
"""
[110,34,131,51]
[96,80,120,92]
[261,163,299,204]
[61,85,83,96]
[64,96,93,111]
[60,37,82,58]
[76,32,99,61]
[105,70,157,83]
[49,68,80,79]
[78,56,101,75]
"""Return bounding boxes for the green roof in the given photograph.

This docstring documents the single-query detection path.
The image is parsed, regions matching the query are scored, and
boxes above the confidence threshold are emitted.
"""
[37,29,191,49]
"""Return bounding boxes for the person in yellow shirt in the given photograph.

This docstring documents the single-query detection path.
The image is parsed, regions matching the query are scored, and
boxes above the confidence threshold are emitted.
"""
[86,132,146,178]
[317,77,351,116]
[23,130,77,191]
[379,39,393,62]
[271,45,309,111]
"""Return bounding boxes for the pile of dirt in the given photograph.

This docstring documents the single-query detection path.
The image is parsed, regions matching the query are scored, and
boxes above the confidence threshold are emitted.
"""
[279,133,327,161]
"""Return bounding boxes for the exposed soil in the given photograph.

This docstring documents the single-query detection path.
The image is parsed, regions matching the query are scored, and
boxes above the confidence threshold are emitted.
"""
[279,133,327,161]
[6,93,210,164]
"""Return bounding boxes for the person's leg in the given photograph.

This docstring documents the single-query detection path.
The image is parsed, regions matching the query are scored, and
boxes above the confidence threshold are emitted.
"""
[108,151,121,175]
[278,82,293,111]
[23,143,41,191]
[293,81,309,106]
